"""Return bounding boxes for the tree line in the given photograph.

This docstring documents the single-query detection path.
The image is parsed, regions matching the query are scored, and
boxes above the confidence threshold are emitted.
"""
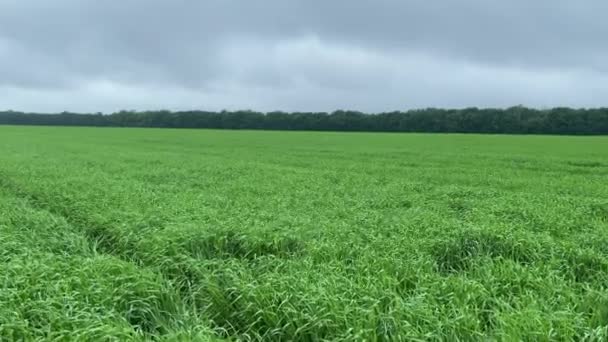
[1,107,608,134]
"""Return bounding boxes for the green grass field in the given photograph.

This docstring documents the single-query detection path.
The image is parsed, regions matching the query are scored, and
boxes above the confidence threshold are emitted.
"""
[1,126,607,341]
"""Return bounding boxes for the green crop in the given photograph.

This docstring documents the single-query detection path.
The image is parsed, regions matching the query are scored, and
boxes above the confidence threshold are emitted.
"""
[0,126,607,340]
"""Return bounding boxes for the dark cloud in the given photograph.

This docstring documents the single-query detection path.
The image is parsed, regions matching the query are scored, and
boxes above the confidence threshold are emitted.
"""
[1,0,607,112]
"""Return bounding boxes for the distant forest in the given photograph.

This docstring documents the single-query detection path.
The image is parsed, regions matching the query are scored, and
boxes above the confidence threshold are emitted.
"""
[2,107,608,134]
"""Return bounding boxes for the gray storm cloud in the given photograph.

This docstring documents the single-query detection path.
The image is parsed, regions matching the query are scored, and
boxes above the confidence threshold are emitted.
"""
[1,0,607,112]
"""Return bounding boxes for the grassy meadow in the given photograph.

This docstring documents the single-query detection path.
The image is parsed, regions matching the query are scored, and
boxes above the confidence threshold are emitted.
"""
[0,125,607,340]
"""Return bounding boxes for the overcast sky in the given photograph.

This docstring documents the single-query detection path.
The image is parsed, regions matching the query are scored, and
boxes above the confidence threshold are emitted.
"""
[1,0,607,113]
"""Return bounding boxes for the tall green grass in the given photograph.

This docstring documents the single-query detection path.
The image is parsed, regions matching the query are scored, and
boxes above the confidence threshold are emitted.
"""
[1,126,607,340]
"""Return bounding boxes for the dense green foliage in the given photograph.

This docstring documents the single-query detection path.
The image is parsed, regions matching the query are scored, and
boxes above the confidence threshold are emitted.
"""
[2,106,608,134]
[1,126,607,340]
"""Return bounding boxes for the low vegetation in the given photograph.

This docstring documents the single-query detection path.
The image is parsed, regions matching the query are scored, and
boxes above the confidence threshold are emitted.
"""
[0,126,607,340]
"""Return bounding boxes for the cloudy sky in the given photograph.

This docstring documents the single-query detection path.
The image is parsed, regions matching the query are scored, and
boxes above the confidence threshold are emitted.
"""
[1,0,607,113]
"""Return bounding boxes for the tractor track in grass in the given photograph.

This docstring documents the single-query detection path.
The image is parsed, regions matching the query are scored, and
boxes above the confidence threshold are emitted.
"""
[0,171,309,339]
[0,177,226,339]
